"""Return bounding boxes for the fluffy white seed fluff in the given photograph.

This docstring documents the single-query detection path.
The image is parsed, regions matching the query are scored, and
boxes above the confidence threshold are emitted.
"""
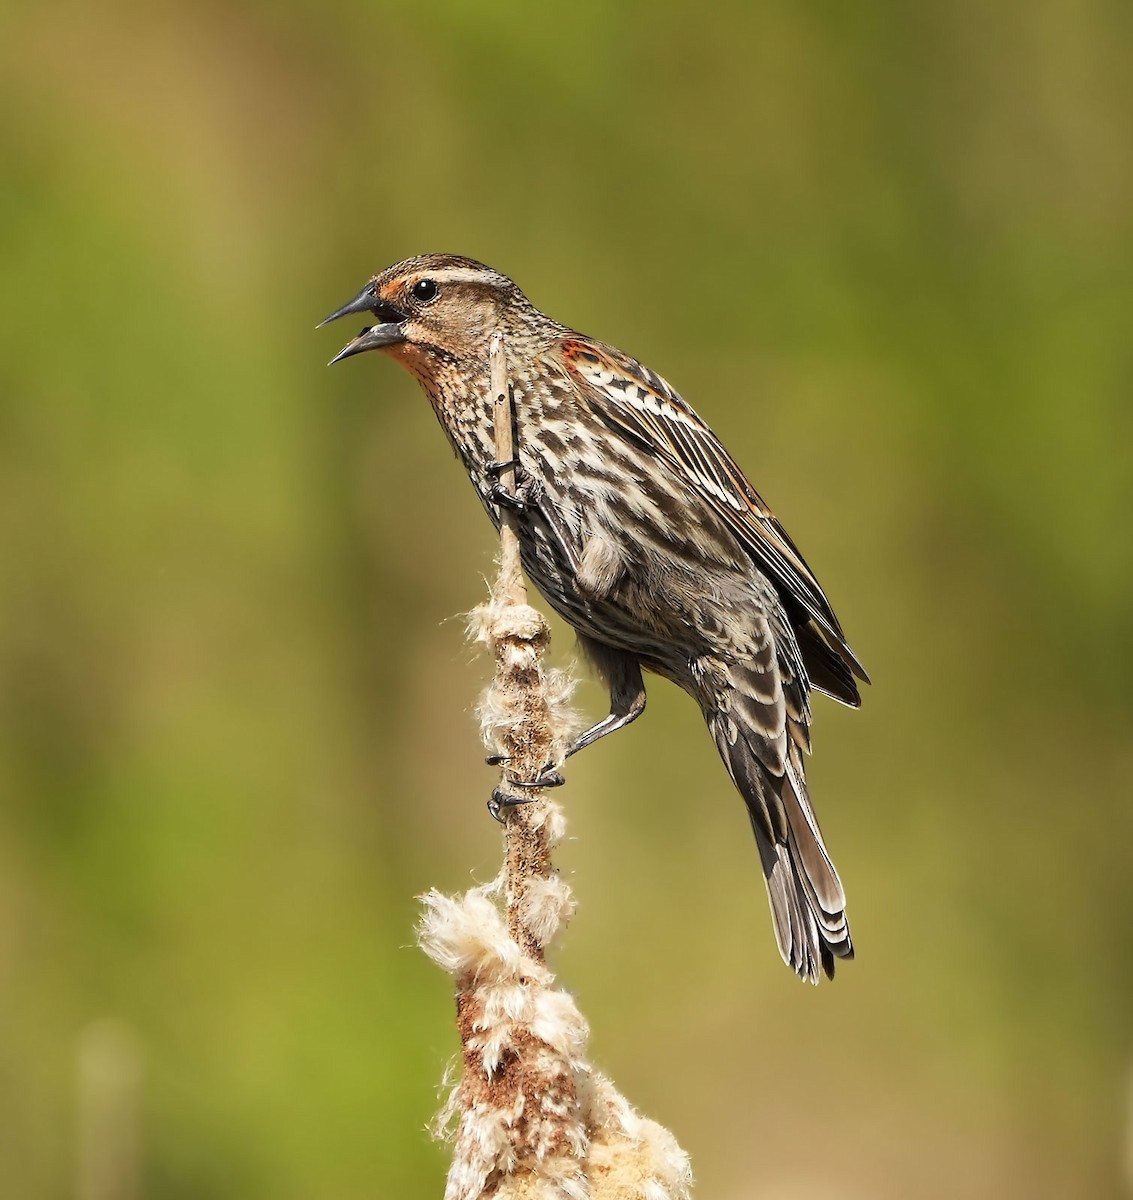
[419,878,692,1200]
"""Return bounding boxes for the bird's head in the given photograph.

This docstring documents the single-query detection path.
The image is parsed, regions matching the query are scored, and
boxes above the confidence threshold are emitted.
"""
[320,254,545,373]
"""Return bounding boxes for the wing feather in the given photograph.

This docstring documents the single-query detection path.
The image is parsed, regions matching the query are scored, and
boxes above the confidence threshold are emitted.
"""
[553,338,869,699]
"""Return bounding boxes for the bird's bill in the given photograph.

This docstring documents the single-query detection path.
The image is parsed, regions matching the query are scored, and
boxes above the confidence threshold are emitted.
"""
[319,279,408,364]
[326,322,406,364]
[318,279,383,327]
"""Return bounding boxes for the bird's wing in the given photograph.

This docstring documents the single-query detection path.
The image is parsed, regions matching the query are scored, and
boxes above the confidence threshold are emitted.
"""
[552,337,869,699]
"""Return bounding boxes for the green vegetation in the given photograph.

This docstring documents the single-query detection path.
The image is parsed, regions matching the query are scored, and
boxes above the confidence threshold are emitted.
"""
[1,1,1130,1196]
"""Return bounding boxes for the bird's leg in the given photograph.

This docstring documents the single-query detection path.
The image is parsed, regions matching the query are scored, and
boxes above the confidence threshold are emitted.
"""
[511,646,647,788]
[566,651,648,761]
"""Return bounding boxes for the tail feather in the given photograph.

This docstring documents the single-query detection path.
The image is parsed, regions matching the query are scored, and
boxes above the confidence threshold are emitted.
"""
[781,749,843,915]
[757,837,831,982]
[710,712,853,983]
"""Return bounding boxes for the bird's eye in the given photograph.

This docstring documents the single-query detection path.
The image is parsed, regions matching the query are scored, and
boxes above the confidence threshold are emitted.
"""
[412,278,439,303]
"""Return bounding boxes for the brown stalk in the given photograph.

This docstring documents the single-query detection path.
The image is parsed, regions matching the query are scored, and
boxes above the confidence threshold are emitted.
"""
[488,330,559,960]
[417,330,693,1200]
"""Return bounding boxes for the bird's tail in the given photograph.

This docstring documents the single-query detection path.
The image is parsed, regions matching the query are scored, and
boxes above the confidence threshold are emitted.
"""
[707,702,853,983]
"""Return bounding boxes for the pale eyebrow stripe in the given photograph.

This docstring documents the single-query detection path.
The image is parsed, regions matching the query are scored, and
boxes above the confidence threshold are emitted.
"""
[414,267,506,289]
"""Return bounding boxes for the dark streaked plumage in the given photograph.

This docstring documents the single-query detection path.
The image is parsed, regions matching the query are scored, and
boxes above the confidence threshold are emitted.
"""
[321,254,869,983]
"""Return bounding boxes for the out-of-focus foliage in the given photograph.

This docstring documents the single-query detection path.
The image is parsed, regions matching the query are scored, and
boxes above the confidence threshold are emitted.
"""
[1,1,1130,1196]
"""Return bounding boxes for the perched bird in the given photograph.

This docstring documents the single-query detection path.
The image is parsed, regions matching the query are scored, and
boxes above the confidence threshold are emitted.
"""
[321,255,869,983]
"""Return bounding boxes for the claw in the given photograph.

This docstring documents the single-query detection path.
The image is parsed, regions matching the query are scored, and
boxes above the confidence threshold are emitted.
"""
[484,458,520,481]
[487,786,539,823]
[512,766,565,790]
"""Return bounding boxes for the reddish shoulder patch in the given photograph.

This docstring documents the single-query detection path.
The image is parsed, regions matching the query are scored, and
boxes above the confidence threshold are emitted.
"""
[560,339,600,368]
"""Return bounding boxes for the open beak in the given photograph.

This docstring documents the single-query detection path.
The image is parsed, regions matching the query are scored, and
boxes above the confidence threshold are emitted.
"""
[318,279,407,364]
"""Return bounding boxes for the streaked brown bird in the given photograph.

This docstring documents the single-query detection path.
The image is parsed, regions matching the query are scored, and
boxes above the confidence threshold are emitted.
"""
[321,255,869,983]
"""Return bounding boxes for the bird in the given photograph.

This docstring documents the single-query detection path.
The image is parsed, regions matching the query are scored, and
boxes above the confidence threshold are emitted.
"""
[320,254,869,983]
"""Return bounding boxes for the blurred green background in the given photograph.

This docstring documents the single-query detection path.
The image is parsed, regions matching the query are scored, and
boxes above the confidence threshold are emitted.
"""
[2,0,1131,1196]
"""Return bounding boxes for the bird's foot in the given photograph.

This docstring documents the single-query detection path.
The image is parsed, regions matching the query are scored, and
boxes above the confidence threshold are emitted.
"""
[485,458,530,513]
[488,482,526,513]
[486,754,566,795]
